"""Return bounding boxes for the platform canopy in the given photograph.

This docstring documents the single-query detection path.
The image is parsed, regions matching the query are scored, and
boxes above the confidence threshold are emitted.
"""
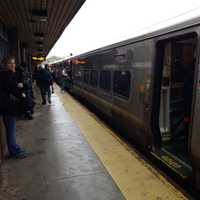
[0,0,85,57]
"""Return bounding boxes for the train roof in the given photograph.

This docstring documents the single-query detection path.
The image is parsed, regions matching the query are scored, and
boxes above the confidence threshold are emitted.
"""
[75,15,200,59]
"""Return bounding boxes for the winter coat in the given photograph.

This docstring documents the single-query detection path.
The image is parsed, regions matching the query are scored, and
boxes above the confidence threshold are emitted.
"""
[0,70,24,115]
[38,68,53,90]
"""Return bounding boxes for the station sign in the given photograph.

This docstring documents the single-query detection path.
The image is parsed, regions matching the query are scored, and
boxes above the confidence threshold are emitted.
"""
[72,59,86,65]
[32,56,45,61]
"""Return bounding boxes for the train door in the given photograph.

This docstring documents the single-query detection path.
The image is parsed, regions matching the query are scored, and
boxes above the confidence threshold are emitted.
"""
[152,33,197,178]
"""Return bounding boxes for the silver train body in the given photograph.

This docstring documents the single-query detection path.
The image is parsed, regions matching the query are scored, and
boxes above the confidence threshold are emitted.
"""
[53,16,200,191]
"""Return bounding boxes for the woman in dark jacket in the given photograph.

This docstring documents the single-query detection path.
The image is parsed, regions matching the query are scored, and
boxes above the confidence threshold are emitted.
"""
[0,56,27,159]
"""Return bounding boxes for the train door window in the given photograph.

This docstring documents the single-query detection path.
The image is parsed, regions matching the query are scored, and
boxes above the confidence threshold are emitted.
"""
[113,71,131,99]
[74,68,82,82]
[156,33,197,166]
[100,71,111,91]
[90,70,98,87]
[83,70,90,84]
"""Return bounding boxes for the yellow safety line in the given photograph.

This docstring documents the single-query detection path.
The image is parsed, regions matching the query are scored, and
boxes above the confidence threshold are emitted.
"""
[56,87,188,200]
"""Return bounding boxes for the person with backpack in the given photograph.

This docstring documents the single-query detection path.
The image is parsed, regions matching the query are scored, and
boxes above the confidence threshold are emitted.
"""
[0,56,27,159]
[60,67,68,92]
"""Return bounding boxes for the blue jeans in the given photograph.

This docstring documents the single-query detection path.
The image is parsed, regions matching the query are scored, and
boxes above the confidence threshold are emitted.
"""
[3,116,22,155]
[61,78,66,91]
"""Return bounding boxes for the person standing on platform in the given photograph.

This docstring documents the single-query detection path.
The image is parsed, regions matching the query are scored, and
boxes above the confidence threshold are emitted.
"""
[0,56,27,159]
[45,64,54,94]
[16,62,35,120]
[61,68,68,92]
[38,64,53,105]
[34,65,42,88]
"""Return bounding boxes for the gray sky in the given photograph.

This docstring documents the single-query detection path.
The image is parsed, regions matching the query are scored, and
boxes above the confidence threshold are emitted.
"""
[47,0,200,58]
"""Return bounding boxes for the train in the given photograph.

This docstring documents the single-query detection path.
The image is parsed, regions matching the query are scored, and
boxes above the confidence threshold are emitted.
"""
[51,16,200,192]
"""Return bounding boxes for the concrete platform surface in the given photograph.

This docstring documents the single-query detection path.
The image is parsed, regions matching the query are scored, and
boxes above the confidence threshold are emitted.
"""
[0,87,189,200]
[0,89,125,200]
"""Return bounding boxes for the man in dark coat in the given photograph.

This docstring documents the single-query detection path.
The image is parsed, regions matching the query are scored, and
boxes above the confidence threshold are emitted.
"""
[38,65,53,104]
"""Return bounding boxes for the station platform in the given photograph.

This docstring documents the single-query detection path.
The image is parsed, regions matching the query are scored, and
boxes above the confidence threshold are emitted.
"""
[0,86,189,200]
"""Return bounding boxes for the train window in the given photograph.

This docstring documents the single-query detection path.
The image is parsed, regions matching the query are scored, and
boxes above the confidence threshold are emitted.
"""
[90,70,98,87]
[100,71,111,91]
[113,71,131,98]
[83,70,90,84]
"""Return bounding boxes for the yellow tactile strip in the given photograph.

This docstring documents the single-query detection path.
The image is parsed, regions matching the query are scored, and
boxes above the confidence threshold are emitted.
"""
[56,87,188,200]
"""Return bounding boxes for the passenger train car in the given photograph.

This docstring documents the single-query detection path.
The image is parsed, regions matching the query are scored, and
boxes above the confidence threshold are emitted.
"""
[52,16,200,191]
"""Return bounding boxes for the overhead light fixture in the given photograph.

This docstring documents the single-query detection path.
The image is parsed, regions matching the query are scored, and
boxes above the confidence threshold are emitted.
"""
[39,18,47,22]
[31,9,48,22]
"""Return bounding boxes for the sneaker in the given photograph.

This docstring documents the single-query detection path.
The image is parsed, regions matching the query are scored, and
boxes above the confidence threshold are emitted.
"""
[11,151,27,159]
[24,113,34,120]
[48,100,51,104]
[42,101,46,105]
